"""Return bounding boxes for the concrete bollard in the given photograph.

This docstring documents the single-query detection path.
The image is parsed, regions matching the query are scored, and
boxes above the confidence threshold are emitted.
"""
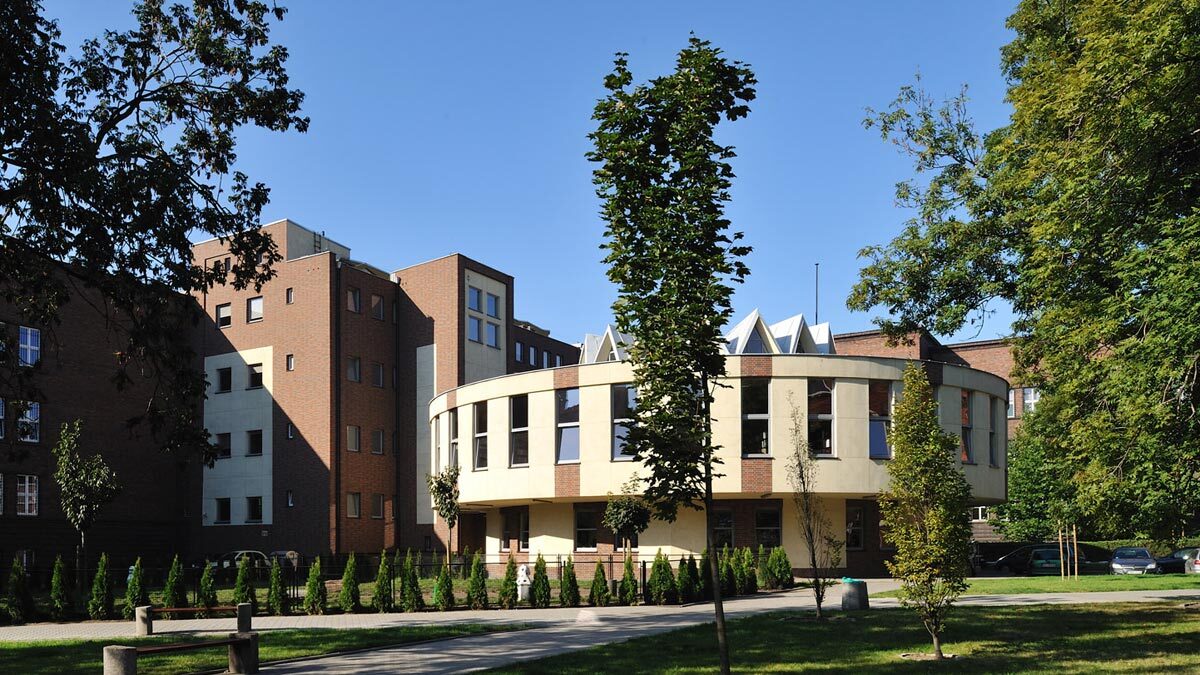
[103,645,138,675]
[841,580,869,611]
[236,602,253,632]
[135,605,154,636]
[228,632,260,674]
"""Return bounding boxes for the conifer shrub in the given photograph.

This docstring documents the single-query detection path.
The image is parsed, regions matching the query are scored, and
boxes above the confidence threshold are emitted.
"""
[371,551,394,613]
[123,557,149,620]
[50,555,69,620]
[433,563,455,611]
[769,546,795,589]
[268,558,289,615]
[741,547,758,595]
[497,554,518,609]
[338,553,360,613]
[730,547,748,598]
[530,553,551,608]
[303,559,326,615]
[719,546,737,598]
[197,561,218,617]
[233,555,258,614]
[648,550,677,605]
[460,545,472,580]
[756,545,772,589]
[588,560,610,607]
[676,554,697,604]
[559,556,580,607]
[697,549,711,601]
[87,553,113,620]
[467,552,489,609]
[401,550,424,612]
[7,556,35,623]
[618,553,638,606]
[428,551,441,579]
[162,555,186,618]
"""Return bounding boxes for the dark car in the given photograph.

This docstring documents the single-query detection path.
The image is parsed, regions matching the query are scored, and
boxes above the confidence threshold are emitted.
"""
[1110,547,1157,575]
[990,544,1110,575]
[1155,548,1199,574]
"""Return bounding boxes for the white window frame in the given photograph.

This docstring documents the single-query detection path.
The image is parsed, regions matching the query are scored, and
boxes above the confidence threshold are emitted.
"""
[1022,387,1040,414]
[1007,388,1016,418]
[347,425,361,452]
[556,388,581,463]
[346,492,361,518]
[741,378,770,457]
[868,379,892,459]
[449,408,459,467]
[246,296,264,323]
[16,474,38,516]
[18,326,40,366]
[809,378,835,457]
[473,401,488,470]
[18,402,39,443]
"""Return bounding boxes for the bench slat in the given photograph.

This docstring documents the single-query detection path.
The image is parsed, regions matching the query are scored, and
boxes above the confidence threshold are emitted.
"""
[136,638,243,655]
[152,606,237,613]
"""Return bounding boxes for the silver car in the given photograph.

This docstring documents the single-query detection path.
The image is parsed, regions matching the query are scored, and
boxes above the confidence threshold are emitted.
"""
[1110,547,1157,575]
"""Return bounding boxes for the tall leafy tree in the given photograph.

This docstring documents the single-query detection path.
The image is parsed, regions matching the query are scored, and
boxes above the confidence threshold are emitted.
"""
[850,0,1200,539]
[0,0,306,463]
[52,420,120,604]
[426,465,460,565]
[602,474,651,557]
[588,36,755,675]
[880,364,972,659]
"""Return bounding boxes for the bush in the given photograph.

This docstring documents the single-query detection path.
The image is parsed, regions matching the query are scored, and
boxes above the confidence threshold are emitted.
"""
[719,546,738,598]
[400,550,424,612]
[729,546,748,598]
[233,555,258,614]
[433,563,455,611]
[303,559,326,615]
[267,558,289,616]
[648,550,677,605]
[676,554,697,604]
[338,553,360,613]
[769,546,794,589]
[741,547,758,595]
[162,555,185,616]
[497,555,518,609]
[467,553,489,610]
[697,549,712,600]
[560,556,580,607]
[1083,538,1200,558]
[198,561,218,616]
[371,551,393,613]
[531,554,551,609]
[7,556,34,623]
[87,553,113,620]
[588,560,610,607]
[123,557,149,620]
[619,553,638,606]
[756,545,770,589]
[50,555,68,620]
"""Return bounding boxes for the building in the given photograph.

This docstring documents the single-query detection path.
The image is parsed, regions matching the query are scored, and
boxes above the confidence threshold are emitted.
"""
[428,310,1011,578]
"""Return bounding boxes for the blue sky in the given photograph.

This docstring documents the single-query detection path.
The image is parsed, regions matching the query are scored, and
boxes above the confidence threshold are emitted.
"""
[47,1,1018,345]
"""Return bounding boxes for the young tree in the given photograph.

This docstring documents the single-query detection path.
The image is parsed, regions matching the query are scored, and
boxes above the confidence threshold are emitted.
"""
[400,550,424,612]
[338,554,360,613]
[618,553,638,606]
[588,36,756,675]
[303,559,326,615]
[52,420,120,604]
[87,553,113,620]
[603,475,652,557]
[433,564,455,611]
[676,555,697,604]
[530,554,551,609]
[123,557,149,620]
[559,556,580,608]
[6,556,34,623]
[588,561,611,607]
[371,551,394,613]
[268,558,289,616]
[233,555,258,615]
[497,555,519,609]
[880,364,972,659]
[426,465,460,565]
[648,550,677,605]
[50,555,69,620]
[785,397,844,618]
[466,552,489,610]
[162,555,186,617]
[197,562,218,617]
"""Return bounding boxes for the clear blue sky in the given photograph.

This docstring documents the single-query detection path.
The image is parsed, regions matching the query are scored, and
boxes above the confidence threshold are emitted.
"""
[47,1,1018,345]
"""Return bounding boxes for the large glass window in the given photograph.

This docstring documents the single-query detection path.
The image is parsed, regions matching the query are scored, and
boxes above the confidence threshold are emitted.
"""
[755,508,782,548]
[486,293,500,318]
[473,401,488,469]
[556,388,580,462]
[528,345,537,366]
[515,341,524,363]
[808,378,834,456]
[612,384,637,460]
[246,296,264,323]
[372,362,385,388]
[510,395,529,466]
[714,510,735,550]
[846,506,864,550]
[1022,387,1040,414]
[961,390,974,463]
[449,408,459,467]
[216,367,232,393]
[1007,389,1016,418]
[372,429,385,455]
[216,432,231,459]
[868,380,892,459]
[18,326,40,366]
[741,379,769,456]
[16,475,38,516]
[216,303,232,328]
[372,494,385,519]
[486,322,500,348]
[575,509,598,550]
[468,286,482,312]
[502,508,530,552]
[18,402,39,442]
[468,316,482,343]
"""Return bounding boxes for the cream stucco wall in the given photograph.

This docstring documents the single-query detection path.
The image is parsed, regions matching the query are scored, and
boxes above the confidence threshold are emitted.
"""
[463,271,507,384]
[203,346,274,526]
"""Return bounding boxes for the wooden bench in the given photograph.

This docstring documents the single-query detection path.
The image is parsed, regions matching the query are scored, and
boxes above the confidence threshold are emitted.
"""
[134,603,252,636]
[103,631,259,674]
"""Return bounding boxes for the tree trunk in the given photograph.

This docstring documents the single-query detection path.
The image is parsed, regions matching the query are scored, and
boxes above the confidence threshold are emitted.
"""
[702,371,731,675]
[932,631,944,659]
[808,530,823,619]
[76,529,86,610]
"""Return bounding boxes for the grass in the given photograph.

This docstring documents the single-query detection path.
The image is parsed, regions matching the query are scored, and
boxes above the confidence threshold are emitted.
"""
[486,602,1200,673]
[2,622,523,675]
[872,574,1200,597]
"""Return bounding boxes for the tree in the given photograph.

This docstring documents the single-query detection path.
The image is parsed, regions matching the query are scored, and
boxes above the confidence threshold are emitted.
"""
[400,550,424,612]
[52,420,120,604]
[880,364,972,659]
[268,558,289,616]
[648,550,677,605]
[233,555,258,615]
[497,555,518,609]
[87,553,112,620]
[588,560,610,607]
[530,553,551,609]
[559,556,580,608]
[371,551,393,613]
[785,397,844,618]
[739,547,757,595]
[466,552,488,610]
[603,475,652,557]
[49,555,68,620]
[676,554,698,604]
[697,549,711,600]
[426,465,460,565]
[6,556,34,623]
[588,36,756,675]
[338,553,359,613]
[850,2,1200,539]
[992,415,1075,542]
[197,562,218,616]
[162,555,185,617]
[123,557,149,620]
[303,559,325,615]
[433,564,454,611]
[0,0,307,465]
[618,553,638,606]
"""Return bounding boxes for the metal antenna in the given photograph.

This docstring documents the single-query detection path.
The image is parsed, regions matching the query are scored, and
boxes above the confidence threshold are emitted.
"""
[814,262,820,324]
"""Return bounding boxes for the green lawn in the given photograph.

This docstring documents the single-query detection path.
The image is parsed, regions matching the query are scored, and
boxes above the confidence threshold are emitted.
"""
[487,602,1200,673]
[2,623,523,675]
[873,574,1200,597]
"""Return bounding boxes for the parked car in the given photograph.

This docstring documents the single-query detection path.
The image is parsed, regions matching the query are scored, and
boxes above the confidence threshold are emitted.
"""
[211,550,269,581]
[1027,546,1111,576]
[1110,547,1158,574]
[1188,550,1200,574]
[1154,548,1198,574]
[988,544,1109,575]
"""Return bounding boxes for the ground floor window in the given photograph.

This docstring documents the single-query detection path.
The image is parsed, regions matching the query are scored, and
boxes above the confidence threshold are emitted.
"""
[846,505,864,550]
[502,508,529,552]
[755,508,781,548]
[575,508,598,551]
[214,497,231,524]
[714,509,734,550]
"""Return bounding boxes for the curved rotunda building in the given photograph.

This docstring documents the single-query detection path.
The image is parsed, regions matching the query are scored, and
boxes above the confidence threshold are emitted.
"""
[428,311,1008,578]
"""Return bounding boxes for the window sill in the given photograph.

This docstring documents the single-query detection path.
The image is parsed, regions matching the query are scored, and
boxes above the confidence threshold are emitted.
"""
[246,385,263,391]
[989,463,1000,469]
[741,454,772,460]
[813,454,838,460]
[611,456,636,462]
[214,521,231,525]
[371,451,384,456]
[869,455,892,461]
[962,461,977,466]
[473,466,488,472]
[246,453,262,458]
[247,318,263,324]
[348,449,361,453]
[575,548,598,553]
[371,515,383,520]
[214,389,231,395]
[16,513,38,517]
[218,324,232,330]
[216,455,232,461]
[245,520,262,524]
[509,463,529,469]
[556,460,581,465]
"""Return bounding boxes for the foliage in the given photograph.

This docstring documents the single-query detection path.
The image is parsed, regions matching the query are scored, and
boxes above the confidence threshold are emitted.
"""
[851,1,1200,539]
[603,475,653,556]
[992,418,1075,542]
[303,559,325,616]
[467,553,489,610]
[233,555,258,615]
[765,547,794,590]
[52,420,120,589]
[739,547,757,595]
[162,555,185,616]
[459,545,472,580]
[426,466,460,559]
[498,555,519,609]
[880,364,972,658]
[428,551,441,579]
[338,553,360,614]
[370,551,393,613]
[588,560,610,607]
[87,553,112,620]
[123,557,149,620]
[618,553,638,606]
[400,550,424,612]
[719,546,737,598]
[530,554,551,609]
[267,558,289,616]
[49,555,68,620]
[559,556,581,608]
[647,550,678,605]
[697,549,711,600]
[785,398,843,615]
[730,547,748,597]
[676,554,698,604]
[433,564,455,611]
[198,562,218,616]
[6,556,34,623]
[755,546,771,589]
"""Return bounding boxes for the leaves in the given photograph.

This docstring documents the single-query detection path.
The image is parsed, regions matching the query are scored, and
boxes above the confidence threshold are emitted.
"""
[52,420,120,537]
[426,464,460,533]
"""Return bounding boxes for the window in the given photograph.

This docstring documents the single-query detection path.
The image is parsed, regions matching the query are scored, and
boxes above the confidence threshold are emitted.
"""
[16,475,38,516]
[556,388,580,462]
[246,496,263,523]
[1022,387,1040,414]
[741,379,769,456]
[529,345,537,366]
[969,506,990,522]
[755,509,782,548]
[449,409,459,467]
[372,362,385,388]
[346,356,361,382]
[515,341,524,363]
[614,527,639,552]
[247,430,263,456]
[372,428,385,455]
[510,395,529,466]
[989,397,1001,467]
[486,322,500,348]
[468,316,482,343]
[612,384,636,460]
[868,380,892,459]
[286,490,295,507]
[18,326,40,366]
[214,497,231,524]
[346,492,361,518]
[960,389,974,463]
[216,432,232,459]
[18,402,39,442]
[346,287,361,313]
[468,286,482,312]
[502,508,531,552]
[285,354,295,371]
[555,354,562,367]
[216,367,232,393]
[216,303,232,328]
[542,351,550,369]
[347,425,361,452]
[246,296,264,323]
[846,506,864,550]
[370,294,385,320]
[473,401,488,469]
[247,363,264,389]
[808,378,834,456]
[486,293,500,318]
[0,399,5,440]
[714,510,734,550]
[575,509,598,550]
[1007,389,1016,418]
[372,493,385,519]
[286,287,294,304]
[286,423,295,439]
